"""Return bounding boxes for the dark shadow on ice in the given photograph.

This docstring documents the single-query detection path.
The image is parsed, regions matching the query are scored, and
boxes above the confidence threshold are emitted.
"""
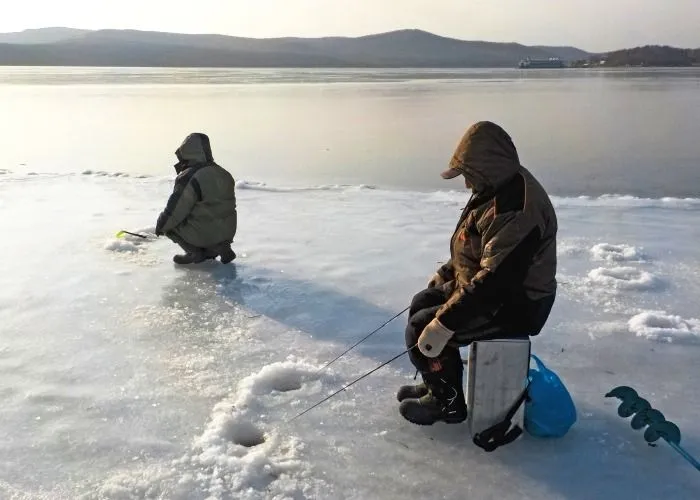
[160,261,244,314]
[413,401,700,500]
[160,261,410,364]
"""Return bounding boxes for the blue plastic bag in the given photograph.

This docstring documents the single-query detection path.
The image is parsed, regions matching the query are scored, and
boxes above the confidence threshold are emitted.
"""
[525,354,577,438]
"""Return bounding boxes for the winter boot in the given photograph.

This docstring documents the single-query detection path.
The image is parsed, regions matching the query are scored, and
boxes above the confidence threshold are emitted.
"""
[399,372,467,425]
[396,383,429,402]
[217,243,236,264]
[173,251,208,265]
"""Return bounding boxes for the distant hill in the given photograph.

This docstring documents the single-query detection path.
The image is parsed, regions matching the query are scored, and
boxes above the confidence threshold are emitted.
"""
[572,45,700,67]
[0,28,589,68]
[0,27,89,44]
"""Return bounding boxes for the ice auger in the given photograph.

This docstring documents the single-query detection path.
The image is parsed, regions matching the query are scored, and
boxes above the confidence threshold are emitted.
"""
[606,385,699,472]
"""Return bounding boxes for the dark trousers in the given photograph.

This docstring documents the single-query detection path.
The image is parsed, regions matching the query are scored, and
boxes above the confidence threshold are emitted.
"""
[405,286,510,392]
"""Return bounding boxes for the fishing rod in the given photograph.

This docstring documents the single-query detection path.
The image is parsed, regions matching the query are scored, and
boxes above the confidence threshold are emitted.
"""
[289,346,413,422]
[316,306,409,374]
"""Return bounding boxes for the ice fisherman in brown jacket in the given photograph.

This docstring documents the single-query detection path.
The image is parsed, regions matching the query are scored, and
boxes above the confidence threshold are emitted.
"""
[398,121,558,426]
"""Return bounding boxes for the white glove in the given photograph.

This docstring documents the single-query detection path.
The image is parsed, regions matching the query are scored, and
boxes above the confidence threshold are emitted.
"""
[417,318,454,358]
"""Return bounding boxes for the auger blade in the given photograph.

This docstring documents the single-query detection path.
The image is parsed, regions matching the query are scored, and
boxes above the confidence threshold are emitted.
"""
[645,421,681,445]
[605,386,638,401]
[618,397,651,418]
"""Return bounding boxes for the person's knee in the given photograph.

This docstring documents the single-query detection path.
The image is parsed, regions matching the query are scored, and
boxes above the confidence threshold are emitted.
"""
[409,289,427,311]
[166,231,200,254]
[405,314,424,347]
[410,287,443,314]
[405,323,420,348]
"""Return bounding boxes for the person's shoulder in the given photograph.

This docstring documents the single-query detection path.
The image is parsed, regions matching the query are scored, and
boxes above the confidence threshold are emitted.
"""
[175,168,191,180]
[175,165,208,187]
[206,163,235,183]
[519,166,549,189]
[197,162,229,174]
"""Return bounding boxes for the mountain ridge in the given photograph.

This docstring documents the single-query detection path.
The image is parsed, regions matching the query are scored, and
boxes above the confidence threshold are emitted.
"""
[0,27,590,68]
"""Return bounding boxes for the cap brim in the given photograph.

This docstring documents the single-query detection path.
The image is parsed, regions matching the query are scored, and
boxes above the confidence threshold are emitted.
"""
[440,168,462,180]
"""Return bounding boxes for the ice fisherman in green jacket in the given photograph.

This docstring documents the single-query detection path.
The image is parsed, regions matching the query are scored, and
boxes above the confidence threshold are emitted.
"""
[155,133,238,265]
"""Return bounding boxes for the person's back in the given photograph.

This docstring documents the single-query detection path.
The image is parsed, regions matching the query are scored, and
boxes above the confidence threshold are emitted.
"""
[156,133,237,264]
[514,166,558,333]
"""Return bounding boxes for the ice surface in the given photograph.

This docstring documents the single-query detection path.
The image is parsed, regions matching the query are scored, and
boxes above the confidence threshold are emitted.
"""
[1,172,699,499]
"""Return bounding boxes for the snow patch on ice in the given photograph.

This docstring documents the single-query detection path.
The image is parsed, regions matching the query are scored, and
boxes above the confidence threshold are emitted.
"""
[81,169,135,178]
[552,194,700,209]
[103,227,160,264]
[628,311,700,343]
[86,360,330,499]
[233,359,321,409]
[590,243,646,262]
[235,179,375,193]
[588,266,662,291]
[176,413,322,499]
[558,238,589,257]
[104,239,142,253]
[86,470,171,500]
[174,360,329,499]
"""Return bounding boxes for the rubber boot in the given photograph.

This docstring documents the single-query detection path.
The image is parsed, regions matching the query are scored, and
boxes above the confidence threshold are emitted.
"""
[399,355,467,425]
[173,251,208,265]
[396,383,429,402]
[217,243,236,264]
[399,376,467,425]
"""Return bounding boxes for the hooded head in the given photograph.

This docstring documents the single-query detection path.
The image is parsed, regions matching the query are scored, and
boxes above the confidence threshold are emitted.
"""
[174,133,214,173]
[441,121,521,193]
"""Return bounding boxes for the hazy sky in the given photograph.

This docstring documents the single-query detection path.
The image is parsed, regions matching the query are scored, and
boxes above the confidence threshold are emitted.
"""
[2,0,699,52]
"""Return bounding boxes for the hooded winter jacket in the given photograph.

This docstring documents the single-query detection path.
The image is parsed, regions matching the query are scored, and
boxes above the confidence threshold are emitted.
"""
[434,121,557,336]
[155,133,237,248]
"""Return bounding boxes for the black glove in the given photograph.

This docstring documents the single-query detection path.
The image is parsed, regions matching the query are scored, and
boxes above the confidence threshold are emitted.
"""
[155,212,166,236]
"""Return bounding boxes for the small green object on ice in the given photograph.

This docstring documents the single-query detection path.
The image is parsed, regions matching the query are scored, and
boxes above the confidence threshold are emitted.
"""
[116,230,148,239]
